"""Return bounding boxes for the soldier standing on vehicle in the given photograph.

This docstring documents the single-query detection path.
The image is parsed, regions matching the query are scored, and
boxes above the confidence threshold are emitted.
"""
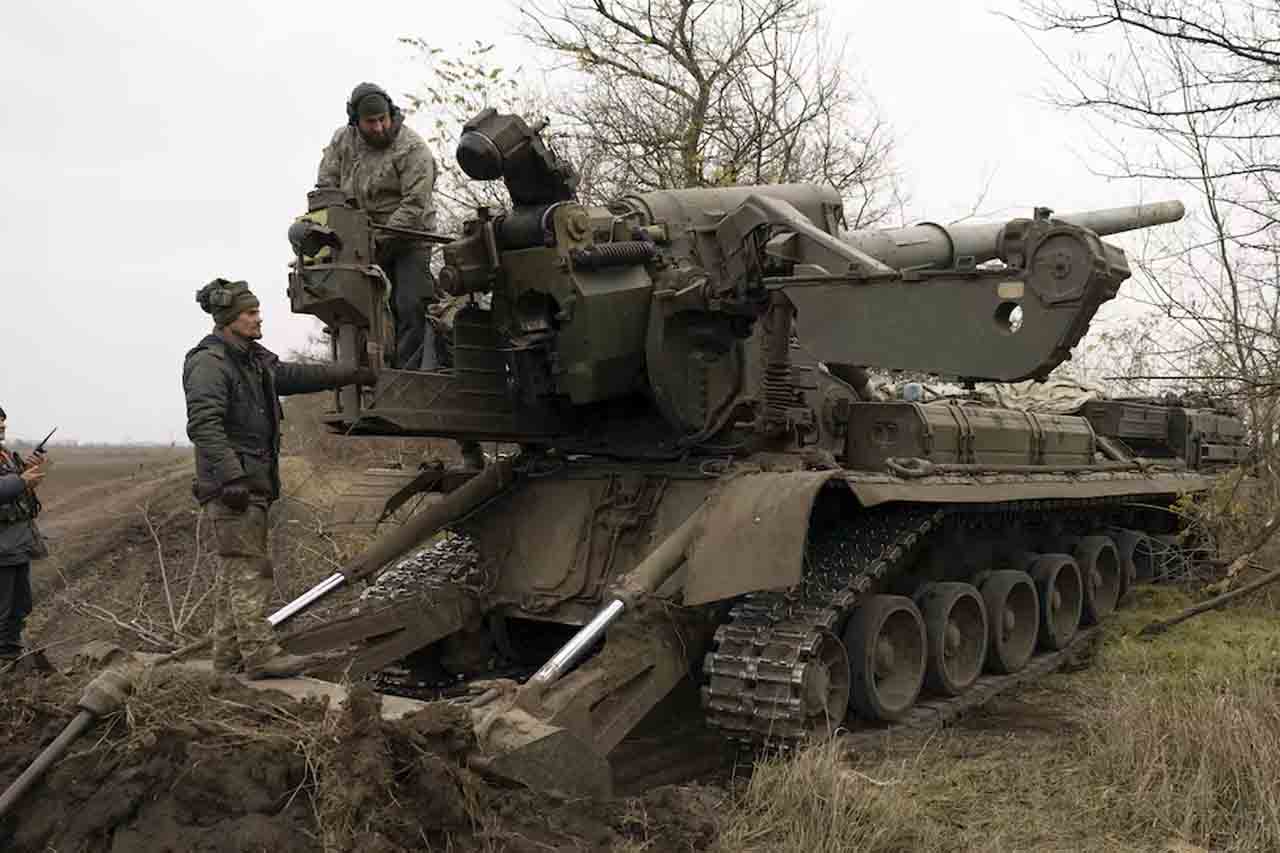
[184,279,374,679]
[315,82,485,470]
[316,81,439,370]
[0,405,48,669]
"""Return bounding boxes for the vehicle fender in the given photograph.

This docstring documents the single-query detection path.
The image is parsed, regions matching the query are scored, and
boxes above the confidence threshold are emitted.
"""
[683,470,845,606]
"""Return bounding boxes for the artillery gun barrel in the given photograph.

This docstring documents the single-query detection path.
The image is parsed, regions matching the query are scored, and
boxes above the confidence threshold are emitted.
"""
[841,200,1185,272]
[1056,200,1185,235]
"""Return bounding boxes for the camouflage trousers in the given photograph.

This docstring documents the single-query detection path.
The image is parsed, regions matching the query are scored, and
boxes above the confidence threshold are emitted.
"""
[209,498,277,671]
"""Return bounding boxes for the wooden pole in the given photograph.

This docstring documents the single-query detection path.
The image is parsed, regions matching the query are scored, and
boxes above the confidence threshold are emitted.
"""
[1139,556,1280,637]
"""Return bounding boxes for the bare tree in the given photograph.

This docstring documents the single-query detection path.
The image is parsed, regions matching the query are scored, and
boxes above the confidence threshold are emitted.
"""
[1019,0,1280,446]
[519,0,898,225]
[399,39,616,230]
[398,41,538,232]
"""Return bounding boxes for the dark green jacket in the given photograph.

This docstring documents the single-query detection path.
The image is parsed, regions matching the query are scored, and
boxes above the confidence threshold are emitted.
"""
[0,450,42,566]
[183,333,358,503]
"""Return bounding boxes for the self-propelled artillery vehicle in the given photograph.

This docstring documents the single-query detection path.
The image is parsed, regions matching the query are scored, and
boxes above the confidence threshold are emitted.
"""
[274,110,1247,797]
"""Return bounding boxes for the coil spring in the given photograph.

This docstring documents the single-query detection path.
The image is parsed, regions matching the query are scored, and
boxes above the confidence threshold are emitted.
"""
[570,241,657,270]
[762,364,794,427]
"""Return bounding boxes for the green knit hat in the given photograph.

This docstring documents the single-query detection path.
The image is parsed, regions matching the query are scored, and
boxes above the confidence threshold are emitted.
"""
[196,278,260,326]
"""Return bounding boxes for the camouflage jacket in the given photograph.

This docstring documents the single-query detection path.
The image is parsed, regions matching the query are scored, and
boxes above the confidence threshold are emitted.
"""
[316,118,438,234]
[183,334,361,504]
[0,449,42,566]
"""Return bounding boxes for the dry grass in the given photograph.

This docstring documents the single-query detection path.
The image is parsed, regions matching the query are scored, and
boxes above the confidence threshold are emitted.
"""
[710,587,1280,853]
[1081,676,1280,850]
[711,740,943,853]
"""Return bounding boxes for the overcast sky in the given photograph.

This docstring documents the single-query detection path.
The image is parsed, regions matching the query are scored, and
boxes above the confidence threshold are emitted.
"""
[0,0,1162,443]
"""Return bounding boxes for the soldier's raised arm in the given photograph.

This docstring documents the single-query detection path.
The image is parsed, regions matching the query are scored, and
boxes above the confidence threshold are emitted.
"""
[274,360,373,396]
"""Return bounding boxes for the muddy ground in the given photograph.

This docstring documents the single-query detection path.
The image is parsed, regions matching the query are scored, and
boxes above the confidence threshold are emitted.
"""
[2,442,724,852]
[0,666,721,852]
[1,442,1275,852]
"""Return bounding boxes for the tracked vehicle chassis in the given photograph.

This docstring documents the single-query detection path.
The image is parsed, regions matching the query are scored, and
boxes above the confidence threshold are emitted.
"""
[703,495,1161,744]
[281,468,1189,796]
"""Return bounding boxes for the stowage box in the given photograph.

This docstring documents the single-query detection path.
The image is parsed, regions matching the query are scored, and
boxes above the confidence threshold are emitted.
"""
[845,402,1096,469]
[1169,409,1249,467]
[1079,401,1168,442]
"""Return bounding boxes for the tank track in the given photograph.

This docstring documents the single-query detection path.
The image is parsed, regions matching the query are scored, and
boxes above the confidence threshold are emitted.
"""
[358,530,484,604]
[701,497,1140,745]
[702,507,943,740]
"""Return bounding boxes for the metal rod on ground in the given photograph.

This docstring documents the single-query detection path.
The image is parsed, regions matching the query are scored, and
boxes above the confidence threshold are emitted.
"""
[0,711,95,818]
[268,458,516,628]
[528,506,706,687]
[1139,560,1280,637]
[0,637,211,820]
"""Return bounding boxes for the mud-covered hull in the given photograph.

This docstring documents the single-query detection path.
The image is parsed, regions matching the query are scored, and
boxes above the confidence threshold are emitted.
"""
[276,453,1209,796]
[323,461,1211,627]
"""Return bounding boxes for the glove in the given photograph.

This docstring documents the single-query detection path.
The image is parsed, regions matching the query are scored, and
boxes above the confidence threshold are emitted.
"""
[220,479,251,512]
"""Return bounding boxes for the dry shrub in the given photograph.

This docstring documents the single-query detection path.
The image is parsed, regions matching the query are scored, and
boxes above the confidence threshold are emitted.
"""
[712,739,942,853]
[1182,468,1257,551]
[1178,464,1280,598]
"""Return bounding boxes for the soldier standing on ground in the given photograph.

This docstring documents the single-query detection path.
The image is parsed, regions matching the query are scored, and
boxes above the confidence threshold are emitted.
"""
[316,81,438,371]
[184,279,373,679]
[0,405,48,669]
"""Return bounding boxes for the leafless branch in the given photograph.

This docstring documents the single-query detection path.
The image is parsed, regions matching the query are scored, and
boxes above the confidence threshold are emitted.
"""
[1018,0,1280,446]
[66,599,181,650]
[402,1,898,224]
[140,503,178,633]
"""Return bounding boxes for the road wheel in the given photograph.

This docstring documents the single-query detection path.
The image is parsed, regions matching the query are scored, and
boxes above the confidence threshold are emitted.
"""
[916,582,987,696]
[799,630,851,737]
[844,595,926,721]
[1031,554,1083,651]
[1108,528,1151,600]
[979,570,1039,674]
[1074,536,1121,625]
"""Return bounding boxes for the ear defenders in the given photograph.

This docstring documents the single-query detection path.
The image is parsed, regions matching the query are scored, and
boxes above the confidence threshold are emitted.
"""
[195,278,245,311]
[346,83,398,126]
